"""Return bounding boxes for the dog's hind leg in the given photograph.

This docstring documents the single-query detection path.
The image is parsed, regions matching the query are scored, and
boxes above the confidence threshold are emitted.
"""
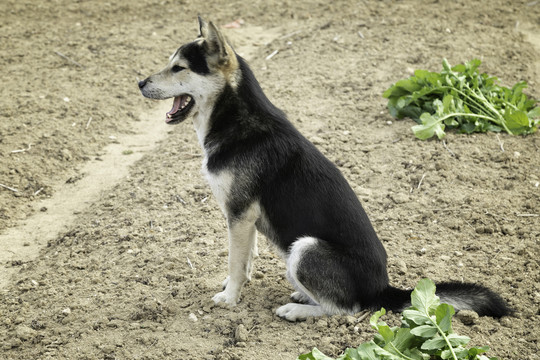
[276,237,360,321]
[213,203,259,306]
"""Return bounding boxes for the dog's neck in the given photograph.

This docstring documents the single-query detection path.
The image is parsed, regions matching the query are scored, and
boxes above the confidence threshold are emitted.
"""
[192,105,212,150]
[190,75,230,151]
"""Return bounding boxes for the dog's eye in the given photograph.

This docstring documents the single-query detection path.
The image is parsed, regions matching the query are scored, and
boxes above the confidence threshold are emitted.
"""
[171,65,185,73]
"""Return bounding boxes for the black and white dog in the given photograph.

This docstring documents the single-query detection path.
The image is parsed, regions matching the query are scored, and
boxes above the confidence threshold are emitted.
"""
[139,17,511,321]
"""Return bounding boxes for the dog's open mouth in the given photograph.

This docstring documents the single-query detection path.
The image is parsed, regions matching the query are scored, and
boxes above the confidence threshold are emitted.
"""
[165,95,194,124]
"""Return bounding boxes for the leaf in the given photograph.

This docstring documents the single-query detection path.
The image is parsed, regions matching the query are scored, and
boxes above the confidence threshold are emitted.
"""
[402,309,430,325]
[504,110,530,134]
[378,324,395,345]
[460,122,477,134]
[373,346,406,360]
[354,343,381,360]
[446,333,470,347]
[297,348,336,360]
[435,303,455,333]
[420,336,447,350]
[440,347,469,359]
[410,324,438,338]
[468,346,490,357]
[410,279,440,314]
[411,113,446,140]
[342,347,363,360]
[370,308,386,330]
[440,349,454,359]
[403,348,430,360]
[369,308,396,345]
[390,328,418,353]
[527,106,540,119]
[442,94,454,113]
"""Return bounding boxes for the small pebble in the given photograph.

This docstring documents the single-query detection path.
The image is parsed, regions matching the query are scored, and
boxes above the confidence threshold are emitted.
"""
[310,136,326,145]
[188,313,198,322]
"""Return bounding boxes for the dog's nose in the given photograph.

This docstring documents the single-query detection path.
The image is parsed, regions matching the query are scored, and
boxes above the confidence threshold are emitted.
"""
[138,78,148,89]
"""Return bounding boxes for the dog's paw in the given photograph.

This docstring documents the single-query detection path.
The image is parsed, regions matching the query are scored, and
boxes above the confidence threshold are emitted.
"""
[276,303,325,322]
[212,290,239,306]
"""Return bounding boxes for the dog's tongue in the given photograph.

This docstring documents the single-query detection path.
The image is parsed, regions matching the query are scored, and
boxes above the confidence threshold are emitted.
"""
[166,96,183,122]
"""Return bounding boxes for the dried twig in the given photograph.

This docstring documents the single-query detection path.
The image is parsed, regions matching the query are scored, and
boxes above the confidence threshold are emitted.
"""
[86,117,93,129]
[279,30,303,40]
[175,195,186,205]
[187,257,194,269]
[0,183,19,192]
[496,134,505,152]
[516,213,539,217]
[33,188,44,196]
[442,140,456,157]
[357,310,370,322]
[265,49,279,60]
[11,144,33,153]
[54,51,85,68]
[417,173,427,190]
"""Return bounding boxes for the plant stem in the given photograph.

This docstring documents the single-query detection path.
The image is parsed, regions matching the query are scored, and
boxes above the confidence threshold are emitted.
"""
[439,112,494,122]
[435,112,513,135]
[419,305,458,360]
[389,343,416,360]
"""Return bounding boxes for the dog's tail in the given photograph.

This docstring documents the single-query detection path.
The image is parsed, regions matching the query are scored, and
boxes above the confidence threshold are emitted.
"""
[379,282,512,317]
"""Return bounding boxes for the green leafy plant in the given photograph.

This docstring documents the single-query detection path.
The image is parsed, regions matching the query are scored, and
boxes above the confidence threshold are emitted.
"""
[383,59,540,139]
[298,279,496,360]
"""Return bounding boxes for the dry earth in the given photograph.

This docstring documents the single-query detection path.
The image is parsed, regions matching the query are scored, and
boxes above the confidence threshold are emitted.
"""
[0,0,539,359]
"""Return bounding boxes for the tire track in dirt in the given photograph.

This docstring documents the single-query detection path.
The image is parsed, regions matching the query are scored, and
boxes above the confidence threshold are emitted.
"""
[0,24,282,289]
[0,103,170,288]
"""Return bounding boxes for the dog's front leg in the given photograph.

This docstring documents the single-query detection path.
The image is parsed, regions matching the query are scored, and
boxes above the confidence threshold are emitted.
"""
[212,216,257,306]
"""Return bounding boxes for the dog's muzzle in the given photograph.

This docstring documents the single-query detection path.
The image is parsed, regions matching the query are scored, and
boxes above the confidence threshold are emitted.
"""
[138,78,195,125]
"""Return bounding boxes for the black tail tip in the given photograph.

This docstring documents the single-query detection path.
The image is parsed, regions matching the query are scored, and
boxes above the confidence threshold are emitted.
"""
[436,281,513,318]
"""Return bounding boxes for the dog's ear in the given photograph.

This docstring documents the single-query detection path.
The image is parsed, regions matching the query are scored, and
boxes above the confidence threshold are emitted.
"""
[198,15,208,38]
[200,20,231,66]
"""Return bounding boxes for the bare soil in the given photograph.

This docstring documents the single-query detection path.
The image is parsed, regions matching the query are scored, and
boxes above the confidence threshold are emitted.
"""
[1,1,539,359]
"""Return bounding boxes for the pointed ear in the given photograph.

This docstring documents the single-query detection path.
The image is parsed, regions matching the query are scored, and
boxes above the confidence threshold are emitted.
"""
[204,21,230,65]
[198,15,208,38]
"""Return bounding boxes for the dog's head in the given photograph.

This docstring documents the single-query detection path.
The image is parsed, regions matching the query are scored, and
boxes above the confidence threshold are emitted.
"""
[138,17,239,125]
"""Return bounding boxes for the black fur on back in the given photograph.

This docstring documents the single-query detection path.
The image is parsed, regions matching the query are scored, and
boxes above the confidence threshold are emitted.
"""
[202,54,512,318]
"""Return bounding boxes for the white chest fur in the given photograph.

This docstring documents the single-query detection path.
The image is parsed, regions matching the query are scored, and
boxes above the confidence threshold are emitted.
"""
[202,159,234,214]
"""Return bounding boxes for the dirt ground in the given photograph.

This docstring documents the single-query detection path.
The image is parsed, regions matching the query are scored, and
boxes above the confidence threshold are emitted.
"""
[1,0,539,359]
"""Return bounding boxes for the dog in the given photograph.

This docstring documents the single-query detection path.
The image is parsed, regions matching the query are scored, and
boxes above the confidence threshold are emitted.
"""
[138,17,512,321]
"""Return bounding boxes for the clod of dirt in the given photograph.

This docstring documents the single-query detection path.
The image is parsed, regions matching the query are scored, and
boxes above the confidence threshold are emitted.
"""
[15,325,36,341]
[234,324,249,342]
[456,310,479,325]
